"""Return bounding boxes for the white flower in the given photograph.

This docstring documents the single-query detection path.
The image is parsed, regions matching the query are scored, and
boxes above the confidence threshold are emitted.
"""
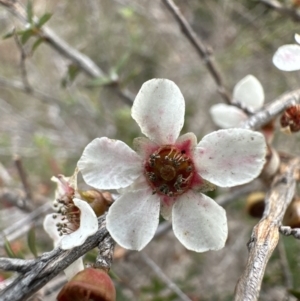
[78,78,266,252]
[210,75,264,128]
[273,33,300,71]
[43,212,84,280]
[43,175,98,251]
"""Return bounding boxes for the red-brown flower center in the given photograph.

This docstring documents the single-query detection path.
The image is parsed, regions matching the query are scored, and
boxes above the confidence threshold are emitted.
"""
[144,146,194,197]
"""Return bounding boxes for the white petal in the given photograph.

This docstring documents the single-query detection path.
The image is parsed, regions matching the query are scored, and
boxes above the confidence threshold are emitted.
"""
[60,198,98,250]
[273,44,300,71]
[131,79,185,144]
[194,129,266,187]
[117,175,149,194]
[78,137,143,190]
[233,75,264,110]
[172,191,228,252]
[175,132,197,152]
[106,188,160,251]
[63,258,84,280]
[295,33,300,44]
[210,104,248,128]
[43,214,62,247]
[160,198,174,221]
[133,137,159,158]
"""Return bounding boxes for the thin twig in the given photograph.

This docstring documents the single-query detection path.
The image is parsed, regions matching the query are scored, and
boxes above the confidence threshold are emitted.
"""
[0,76,61,104]
[234,158,300,301]
[0,215,109,301]
[0,0,134,104]
[0,258,36,273]
[13,31,32,93]
[216,181,264,207]
[260,0,300,22]
[241,89,300,130]
[14,155,32,202]
[161,0,231,103]
[0,202,51,246]
[139,252,193,301]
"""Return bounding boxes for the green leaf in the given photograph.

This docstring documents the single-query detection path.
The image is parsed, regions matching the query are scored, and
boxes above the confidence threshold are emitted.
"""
[27,225,38,258]
[111,52,129,75]
[26,0,33,24]
[31,37,44,53]
[61,64,80,87]
[3,30,15,40]
[289,289,300,299]
[3,236,17,258]
[86,76,115,88]
[37,13,52,28]
[21,29,34,44]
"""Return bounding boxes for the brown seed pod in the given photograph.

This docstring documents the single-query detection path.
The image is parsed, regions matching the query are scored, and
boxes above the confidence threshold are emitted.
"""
[246,192,265,218]
[57,268,116,301]
[283,197,300,228]
[80,190,113,217]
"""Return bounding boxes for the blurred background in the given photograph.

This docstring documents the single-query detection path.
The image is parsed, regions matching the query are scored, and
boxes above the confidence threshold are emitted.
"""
[0,0,300,300]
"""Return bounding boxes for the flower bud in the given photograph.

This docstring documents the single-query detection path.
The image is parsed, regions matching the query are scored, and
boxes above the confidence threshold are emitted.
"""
[79,190,113,217]
[246,192,265,218]
[57,268,116,301]
[280,105,300,133]
[283,197,300,228]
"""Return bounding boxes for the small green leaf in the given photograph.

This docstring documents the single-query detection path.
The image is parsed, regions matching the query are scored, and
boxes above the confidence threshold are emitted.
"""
[21,29,34,44]
[3,30,15,40]
[31,37,44,53]
[27,225,38,258]
[86,76,116,88]
[26,0,33,24]
[111,52,129,75]
[3,236,17,258]
[61,64,80,87]
[37,13,52,28]
[289,289,300,299]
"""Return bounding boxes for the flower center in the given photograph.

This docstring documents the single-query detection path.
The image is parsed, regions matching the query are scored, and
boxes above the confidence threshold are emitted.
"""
[144,146,194,197]
[53,197,81,236]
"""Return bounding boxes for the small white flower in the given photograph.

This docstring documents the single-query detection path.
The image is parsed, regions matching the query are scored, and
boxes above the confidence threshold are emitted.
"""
[78,78,266,252]
[210,75,264,128]
[43,175,98,251]
[273,33,300,71]
[43,213,84,280]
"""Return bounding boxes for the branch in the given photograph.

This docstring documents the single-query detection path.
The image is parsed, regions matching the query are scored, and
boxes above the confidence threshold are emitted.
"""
[0,201,51,247]
[260,0,300,22]
[0,258,36,273]
[139,253,193,301]
[0,76,62,104]
[0,0,134,104]
[161,0,231,103]
[234,158,300,301]
[241,89,300,130]
[0,215,109,301]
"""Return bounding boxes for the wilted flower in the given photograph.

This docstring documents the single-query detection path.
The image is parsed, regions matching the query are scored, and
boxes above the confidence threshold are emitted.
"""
[210,75,264,128]
[43,175,98,250]
[78,78,266,252]
[57,268,116,301]
[273,33,300,71]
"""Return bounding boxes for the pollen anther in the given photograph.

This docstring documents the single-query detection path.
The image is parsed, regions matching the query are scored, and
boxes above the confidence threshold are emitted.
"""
[144,145,194,197]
